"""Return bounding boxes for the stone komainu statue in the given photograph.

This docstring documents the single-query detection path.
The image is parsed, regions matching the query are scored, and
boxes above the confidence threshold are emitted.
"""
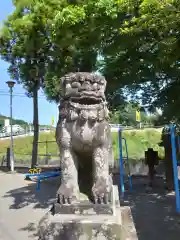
[56,72,113,204]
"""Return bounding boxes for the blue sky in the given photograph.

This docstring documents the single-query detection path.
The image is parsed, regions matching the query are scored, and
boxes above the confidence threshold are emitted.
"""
[0,1,58,125]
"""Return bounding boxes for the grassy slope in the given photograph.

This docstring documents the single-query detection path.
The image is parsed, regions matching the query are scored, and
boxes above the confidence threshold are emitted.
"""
[113,128,164,161]
[0,128,164,161]
[0,132,58,160]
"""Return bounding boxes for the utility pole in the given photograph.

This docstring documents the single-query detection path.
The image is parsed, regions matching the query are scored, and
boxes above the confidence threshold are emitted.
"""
[6,80,15,172]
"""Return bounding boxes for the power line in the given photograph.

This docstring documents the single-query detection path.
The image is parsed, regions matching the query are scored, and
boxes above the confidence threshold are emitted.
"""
[0,90,46,96]
[0,93,46,99]
[0,89,46,96]
[0,89,46,99]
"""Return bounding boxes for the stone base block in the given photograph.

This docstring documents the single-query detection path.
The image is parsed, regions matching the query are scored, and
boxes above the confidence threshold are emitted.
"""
[121,206,138,240]
[51,201,114,215]
[38,185,123,240]
[38,210,122,240]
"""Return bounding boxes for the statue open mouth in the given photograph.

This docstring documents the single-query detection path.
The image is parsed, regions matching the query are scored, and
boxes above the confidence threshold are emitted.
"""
[70,96,103,105]
[61,72,106,107]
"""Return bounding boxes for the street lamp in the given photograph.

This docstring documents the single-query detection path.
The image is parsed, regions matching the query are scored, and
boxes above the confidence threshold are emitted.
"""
[6,80,15,172]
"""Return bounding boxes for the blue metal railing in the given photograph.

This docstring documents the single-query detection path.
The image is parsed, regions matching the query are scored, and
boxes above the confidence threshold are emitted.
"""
[170,124,180,213]
[25,170,61,190]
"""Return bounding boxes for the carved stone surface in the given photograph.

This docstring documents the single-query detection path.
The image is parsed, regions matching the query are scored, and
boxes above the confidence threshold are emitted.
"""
[51,184,120,216]
[56,72,114,204]
[38,185,124,240]
[38,213,122,240]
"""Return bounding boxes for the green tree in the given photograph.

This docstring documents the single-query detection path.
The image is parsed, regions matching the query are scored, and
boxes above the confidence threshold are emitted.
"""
[0,0,127,166]
[0,0,50,167]
[109,102,148,126]
[43,0,127,101]
[112,0,180,121]
[0,115,28,129]
[115,0,180,188]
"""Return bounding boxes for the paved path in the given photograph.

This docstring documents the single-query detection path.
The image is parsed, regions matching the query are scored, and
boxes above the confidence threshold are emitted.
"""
[0,171,180,239]
[0,172,58,239]
[117,176,180,240]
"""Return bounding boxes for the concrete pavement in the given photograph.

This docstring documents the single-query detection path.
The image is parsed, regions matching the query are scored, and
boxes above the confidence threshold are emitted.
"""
[0,172,58,239]
[1,170,180,240]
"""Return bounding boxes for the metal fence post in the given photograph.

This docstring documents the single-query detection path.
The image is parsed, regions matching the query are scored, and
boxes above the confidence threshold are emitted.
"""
[6,147,11,170]
[45,141,49,165]
[118,128,125,197]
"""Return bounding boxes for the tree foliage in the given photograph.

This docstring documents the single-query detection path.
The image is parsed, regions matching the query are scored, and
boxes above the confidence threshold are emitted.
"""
[0,0,129,102]
[109,101,151,126]
[42,0,128,101]
[0,0,50,167]
[0,115,28,128]
[103,0,180,121]
[1,0,180,132]
[0,0,128,166]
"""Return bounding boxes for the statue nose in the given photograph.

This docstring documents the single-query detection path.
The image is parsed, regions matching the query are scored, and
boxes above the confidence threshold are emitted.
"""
[80,81,92,91]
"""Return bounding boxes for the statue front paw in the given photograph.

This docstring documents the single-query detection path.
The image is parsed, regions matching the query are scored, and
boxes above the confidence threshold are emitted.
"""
[56,183,79,204]
[92,176,112,204]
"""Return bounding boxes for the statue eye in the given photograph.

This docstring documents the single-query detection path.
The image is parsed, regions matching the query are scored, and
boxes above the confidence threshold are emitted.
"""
[71,82,81,88]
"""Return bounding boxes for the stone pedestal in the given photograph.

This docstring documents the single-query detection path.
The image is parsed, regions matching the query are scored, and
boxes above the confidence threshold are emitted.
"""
[38,185,123,240]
